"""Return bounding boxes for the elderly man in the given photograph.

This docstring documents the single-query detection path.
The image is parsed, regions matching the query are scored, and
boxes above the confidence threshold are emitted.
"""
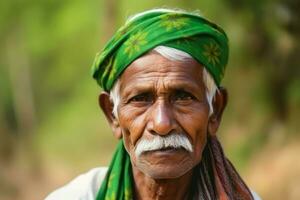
[46,8,261,200]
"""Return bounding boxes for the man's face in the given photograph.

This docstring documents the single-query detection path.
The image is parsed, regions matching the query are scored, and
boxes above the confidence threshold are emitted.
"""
[117,52,210,179]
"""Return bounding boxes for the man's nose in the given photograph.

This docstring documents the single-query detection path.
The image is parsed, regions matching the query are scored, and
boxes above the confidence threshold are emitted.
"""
[148,101,176,135]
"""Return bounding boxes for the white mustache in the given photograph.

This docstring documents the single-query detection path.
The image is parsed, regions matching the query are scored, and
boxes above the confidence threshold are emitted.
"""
[135,133,193,157]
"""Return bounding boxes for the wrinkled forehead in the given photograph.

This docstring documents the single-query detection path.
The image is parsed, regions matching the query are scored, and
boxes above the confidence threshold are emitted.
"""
[118,52,205,93]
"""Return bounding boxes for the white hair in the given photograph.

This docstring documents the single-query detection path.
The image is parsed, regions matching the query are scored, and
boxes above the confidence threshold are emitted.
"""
[110,46,218,118]
[135,132,193,157]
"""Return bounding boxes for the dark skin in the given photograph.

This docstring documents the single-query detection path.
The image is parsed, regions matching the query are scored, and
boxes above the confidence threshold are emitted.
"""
[99,52,227,200]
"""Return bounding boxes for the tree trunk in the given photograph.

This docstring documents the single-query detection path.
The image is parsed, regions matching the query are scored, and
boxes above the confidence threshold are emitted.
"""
[102,0,118,43]
[5,24,41,177]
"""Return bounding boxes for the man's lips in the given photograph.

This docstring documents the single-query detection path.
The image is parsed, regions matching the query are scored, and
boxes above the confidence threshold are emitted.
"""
[142,147,187,155]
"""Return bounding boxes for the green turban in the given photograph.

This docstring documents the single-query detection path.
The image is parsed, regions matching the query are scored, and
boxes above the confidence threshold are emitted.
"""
[92,10,229,91]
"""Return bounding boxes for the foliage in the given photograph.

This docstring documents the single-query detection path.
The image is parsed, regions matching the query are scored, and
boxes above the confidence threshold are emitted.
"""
[0,0,299,199]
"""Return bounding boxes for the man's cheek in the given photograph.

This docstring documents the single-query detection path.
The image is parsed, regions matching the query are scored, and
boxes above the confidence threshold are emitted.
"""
[122,131,135,156]
[120,127,139,150]
[181,119,208,139]
[128,119,147,145]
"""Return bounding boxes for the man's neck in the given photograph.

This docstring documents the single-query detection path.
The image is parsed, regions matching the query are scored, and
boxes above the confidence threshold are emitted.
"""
[132,167,194,200]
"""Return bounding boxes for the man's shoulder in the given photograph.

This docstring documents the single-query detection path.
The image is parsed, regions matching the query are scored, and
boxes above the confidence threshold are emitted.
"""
[45,167,108,200]
[44,166,262,200]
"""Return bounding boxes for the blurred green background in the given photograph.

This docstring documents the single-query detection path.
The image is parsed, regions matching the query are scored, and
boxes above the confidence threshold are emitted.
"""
[0,0,299,199]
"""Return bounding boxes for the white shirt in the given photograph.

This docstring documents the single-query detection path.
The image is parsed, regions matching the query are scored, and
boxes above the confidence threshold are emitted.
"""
[45,167,107,200]
[45,167,261,200]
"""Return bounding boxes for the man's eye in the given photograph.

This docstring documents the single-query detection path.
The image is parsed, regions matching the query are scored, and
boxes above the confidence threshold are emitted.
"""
[129,93,153,103]
[172,90,195,101]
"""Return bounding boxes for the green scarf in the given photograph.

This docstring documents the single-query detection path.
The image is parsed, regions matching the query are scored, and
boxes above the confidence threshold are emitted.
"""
[91,10,229,91]
[96,141,133,200]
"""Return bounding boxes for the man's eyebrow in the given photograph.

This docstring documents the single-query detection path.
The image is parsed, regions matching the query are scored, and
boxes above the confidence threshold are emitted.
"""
[121,81,203,96]
[121,84,154,97]
[169,82,201,90]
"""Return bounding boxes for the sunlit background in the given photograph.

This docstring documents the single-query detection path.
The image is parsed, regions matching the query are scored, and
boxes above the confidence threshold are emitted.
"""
[0,0,299,199]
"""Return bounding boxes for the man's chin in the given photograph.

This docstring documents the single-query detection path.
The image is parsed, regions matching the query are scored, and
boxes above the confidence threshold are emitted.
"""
[137,162,193,179]
[134,149,194,179]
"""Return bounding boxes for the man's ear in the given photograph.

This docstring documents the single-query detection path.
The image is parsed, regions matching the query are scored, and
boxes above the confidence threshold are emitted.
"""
[208,87,228,136]
[98,92,122,139]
